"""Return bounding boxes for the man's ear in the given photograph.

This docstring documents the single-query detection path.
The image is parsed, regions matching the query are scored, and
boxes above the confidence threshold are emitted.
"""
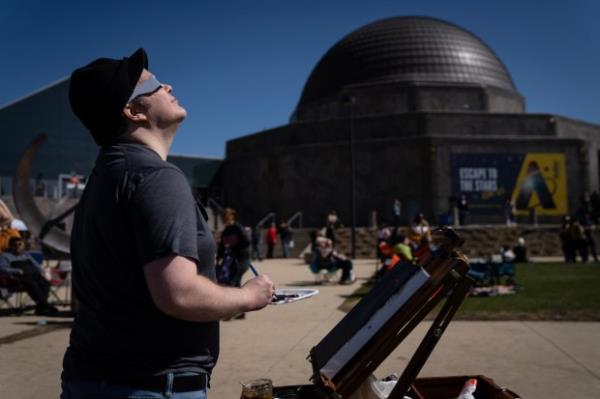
[123,102,148,123]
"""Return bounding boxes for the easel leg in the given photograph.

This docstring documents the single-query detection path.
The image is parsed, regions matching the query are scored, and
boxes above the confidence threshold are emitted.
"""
[388,275,473,399]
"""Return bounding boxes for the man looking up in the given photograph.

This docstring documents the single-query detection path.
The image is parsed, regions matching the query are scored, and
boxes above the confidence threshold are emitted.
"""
[61,49,274,398]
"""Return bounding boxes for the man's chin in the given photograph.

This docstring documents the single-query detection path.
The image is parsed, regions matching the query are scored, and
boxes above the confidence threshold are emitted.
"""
[172,109,187,124]
[158,112,186,130]
[177,107,187,121]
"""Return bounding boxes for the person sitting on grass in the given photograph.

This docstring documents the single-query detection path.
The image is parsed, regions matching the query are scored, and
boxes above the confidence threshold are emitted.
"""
[377,233,417,277]
[0,236,58,315]
[392,234,414,263]
[498,246,517,286]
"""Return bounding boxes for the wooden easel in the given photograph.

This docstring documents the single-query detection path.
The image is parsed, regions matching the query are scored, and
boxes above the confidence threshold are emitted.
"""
[389,270,473,399]
[308,227,473,399]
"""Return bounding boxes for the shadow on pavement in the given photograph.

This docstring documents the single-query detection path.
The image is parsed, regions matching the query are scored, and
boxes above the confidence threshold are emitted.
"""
[0,320,73,346]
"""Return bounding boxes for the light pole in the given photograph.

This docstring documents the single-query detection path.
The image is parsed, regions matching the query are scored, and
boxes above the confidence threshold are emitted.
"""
[344,96,357,259]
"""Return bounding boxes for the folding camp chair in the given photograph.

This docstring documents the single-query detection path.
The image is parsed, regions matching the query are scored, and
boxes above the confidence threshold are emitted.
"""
[48,260,72,306]
[0,274,30,313]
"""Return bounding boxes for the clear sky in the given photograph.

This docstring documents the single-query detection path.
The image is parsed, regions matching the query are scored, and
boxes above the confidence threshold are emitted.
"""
[1,0,598,158]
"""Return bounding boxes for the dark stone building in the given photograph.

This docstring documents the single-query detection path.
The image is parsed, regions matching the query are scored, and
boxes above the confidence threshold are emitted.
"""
[221,16,600,226]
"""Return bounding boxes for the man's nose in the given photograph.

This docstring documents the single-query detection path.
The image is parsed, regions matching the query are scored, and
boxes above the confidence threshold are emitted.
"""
[163,84,173,93]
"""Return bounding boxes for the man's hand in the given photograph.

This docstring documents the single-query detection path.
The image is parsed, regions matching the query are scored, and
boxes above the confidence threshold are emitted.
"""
[241,274,275,310]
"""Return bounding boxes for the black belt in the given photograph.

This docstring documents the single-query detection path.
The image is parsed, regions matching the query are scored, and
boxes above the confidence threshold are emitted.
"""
[106,374,208,392]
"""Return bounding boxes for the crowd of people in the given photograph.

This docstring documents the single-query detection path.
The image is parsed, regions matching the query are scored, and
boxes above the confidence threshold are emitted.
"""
[251,221,294,261]
[215,208,356,286]
[558,192,599,263]
[374,207,532,286]
[215,210,297,289]
[375,212,434,277]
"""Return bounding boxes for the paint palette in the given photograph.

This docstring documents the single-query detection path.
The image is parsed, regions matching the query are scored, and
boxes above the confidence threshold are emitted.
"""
[270,288,319,305]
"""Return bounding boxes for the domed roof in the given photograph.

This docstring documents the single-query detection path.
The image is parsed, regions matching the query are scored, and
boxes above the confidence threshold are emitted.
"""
[297,16,517,107]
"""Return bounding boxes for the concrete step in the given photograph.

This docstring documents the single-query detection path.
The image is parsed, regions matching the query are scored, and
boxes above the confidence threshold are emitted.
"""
[328,225,586,259]
[5,190,577,260]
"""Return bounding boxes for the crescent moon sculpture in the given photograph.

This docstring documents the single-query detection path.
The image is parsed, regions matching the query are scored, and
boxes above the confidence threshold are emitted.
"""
[13,133,74,257]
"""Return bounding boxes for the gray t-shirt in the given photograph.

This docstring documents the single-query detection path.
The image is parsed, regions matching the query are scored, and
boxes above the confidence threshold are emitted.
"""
[62,143,218,382]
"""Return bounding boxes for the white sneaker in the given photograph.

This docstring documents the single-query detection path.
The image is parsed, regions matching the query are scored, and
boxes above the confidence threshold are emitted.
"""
[339,271,356,285]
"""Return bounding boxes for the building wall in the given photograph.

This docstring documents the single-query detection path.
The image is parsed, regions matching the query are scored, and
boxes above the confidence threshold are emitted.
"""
[415,86,486,112]
[486,86,526,113]
[167,155,223,188]
[224,115,432,226]
[293,83,524,122]
[425,113,556,137]
[0,80,97,183]
[224,112,600,226]
[222,126,430,226]
[555,116,600,192]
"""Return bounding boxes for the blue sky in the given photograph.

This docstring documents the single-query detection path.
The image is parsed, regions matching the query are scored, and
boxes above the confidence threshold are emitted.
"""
[1,0,598,158]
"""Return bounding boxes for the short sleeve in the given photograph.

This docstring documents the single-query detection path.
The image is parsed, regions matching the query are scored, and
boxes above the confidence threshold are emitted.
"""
[128,167,199,266]
[0,255,10,272]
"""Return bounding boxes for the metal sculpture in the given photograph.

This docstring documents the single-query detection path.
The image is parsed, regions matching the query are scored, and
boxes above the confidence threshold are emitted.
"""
[13,134,75,257]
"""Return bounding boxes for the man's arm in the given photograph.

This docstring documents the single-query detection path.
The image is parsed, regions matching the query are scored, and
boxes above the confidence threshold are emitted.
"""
[144,254,274,322]
[25,254,43,273]
[0,256,23,276]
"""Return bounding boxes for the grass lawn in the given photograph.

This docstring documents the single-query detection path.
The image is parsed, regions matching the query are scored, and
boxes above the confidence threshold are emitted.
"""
[341,262,600,321]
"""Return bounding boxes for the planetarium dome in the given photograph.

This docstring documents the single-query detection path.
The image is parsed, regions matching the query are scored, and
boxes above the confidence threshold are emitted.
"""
[293,16,524,122]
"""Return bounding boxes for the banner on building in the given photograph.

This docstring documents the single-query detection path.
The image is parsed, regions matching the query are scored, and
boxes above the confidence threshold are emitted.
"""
[450,153,567,216]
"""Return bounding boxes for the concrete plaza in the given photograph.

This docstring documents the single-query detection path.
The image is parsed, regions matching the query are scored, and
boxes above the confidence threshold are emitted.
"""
[0,258,599,398]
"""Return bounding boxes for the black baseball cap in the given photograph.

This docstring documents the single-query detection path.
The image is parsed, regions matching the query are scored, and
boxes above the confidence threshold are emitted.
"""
[69,48,148,145]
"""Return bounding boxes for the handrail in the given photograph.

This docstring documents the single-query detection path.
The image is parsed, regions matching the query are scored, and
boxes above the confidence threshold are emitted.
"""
[255,212,276,230]
[206,198,224,231]
[287,211,302,229]
[207,198,224,213]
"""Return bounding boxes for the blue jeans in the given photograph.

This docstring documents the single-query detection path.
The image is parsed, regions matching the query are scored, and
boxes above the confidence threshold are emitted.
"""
[61,373,208,399]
